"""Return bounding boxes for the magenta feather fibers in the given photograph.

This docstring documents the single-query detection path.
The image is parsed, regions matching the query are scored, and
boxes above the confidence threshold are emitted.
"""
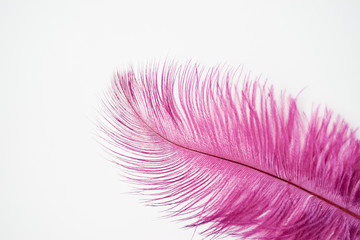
[99,62,360,239]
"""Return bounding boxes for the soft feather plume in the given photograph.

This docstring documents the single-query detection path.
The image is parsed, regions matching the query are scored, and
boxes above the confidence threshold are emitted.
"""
[99,62,360,239]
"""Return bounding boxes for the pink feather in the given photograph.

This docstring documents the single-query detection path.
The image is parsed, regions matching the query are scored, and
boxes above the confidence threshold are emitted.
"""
[99,62,360,239]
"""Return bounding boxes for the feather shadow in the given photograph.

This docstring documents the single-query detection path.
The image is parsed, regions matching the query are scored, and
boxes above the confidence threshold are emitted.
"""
[98,62,360,239]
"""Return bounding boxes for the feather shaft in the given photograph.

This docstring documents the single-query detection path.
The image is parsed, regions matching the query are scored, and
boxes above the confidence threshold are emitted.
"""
[123,93,360,221]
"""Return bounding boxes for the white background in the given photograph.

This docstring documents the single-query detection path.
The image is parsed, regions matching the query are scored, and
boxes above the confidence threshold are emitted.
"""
[1,1,360,239]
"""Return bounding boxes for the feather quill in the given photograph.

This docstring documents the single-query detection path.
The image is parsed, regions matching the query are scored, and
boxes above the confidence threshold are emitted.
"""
[99,62,360,239]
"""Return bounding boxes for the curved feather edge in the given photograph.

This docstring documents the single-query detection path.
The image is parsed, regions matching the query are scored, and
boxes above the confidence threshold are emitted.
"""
[99,62,360,240]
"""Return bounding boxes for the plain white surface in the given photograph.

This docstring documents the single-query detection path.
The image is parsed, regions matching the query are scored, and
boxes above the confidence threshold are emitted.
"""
[1,1,360,239]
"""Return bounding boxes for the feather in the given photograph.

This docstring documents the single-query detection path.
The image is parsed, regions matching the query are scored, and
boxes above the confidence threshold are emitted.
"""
[98,62,360,239]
